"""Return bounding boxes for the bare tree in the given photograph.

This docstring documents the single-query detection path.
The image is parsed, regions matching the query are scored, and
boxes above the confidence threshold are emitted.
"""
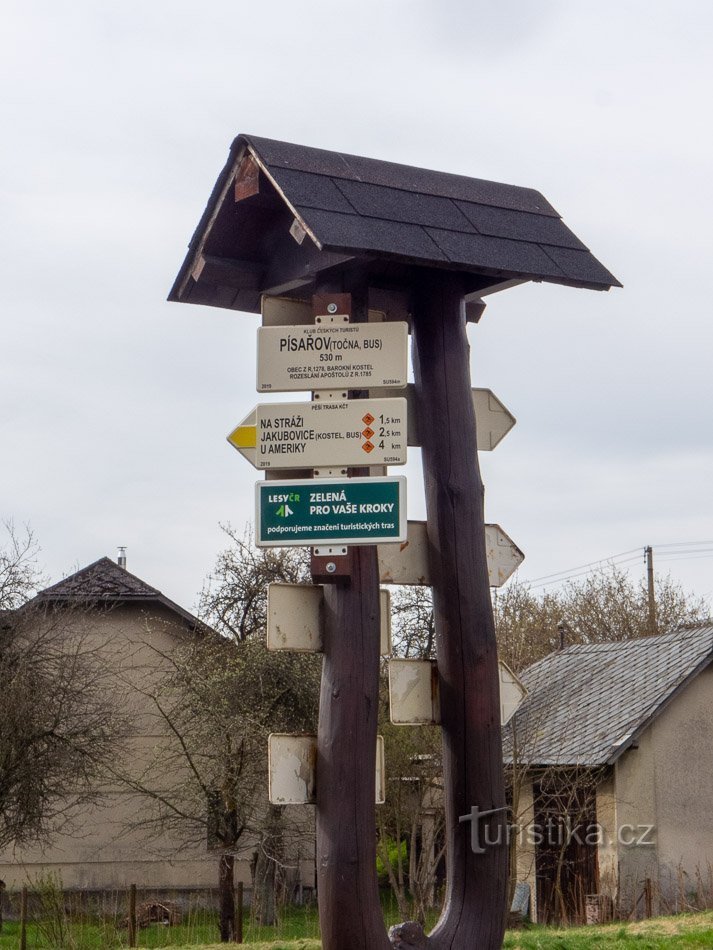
[0,522,123,850]
[495,565,709,673]
[114,527,319,943]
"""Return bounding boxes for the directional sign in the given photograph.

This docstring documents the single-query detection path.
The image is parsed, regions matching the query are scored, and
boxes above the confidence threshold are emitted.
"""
[387,659,527,726]
[369,384,516,451]
[378,521,524,587]
[228,397,407,470]
[256,322,409,393]
[266,583,392,655]
[256,476,407,548]
[499,661,527,726]
[268,734,385,805]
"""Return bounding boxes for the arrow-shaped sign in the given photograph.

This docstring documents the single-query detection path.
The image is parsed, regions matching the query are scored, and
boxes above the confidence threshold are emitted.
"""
[387,659,526,726]
[228,397,407,470]
[369,384,515,451]
[378,521,524,587]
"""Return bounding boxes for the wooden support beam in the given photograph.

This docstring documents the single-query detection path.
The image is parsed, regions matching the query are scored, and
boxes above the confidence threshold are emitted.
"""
[313,284,391,950]
[411,271,508,949]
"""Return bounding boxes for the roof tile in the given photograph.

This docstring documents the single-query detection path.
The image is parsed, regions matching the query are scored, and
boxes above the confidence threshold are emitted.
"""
[456,201,588,251]
[267,167,357,215]
[426,227,567,279]
[333,179,476,231]
[298,207,448,262]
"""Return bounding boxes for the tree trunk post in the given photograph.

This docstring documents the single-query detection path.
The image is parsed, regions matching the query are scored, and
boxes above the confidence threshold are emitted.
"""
[235,881,243,943]
[127,883,137,947]
[19,885,28,950]
[411,271,508,949]
[314,281,391,950]
[219,853,236,942]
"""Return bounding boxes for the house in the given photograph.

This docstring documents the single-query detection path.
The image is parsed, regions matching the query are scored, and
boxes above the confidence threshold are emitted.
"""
[0,555,220,893]
[506,623,713,924]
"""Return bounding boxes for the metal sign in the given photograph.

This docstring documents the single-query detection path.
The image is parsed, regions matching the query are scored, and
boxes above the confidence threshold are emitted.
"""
[256,476,407,547]
[378,521,524,587]
[256,322,409,393]
[268,734,385,805]
[388,659,439,725]
[268,734,317,805]
[369,384,515,451]
[499,662,527,726]
[228,397,407,469]
[388,660,527,726]
[266,583,392,655]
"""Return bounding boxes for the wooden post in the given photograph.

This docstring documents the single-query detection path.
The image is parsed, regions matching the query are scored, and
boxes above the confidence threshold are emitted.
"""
[314,283,391,950]
[645,546,656,634]
[411,271,508,949]
[127,883,137,947]
[19,885,28,950]
[644,877,653,919]
[219,854,236,942]
[234,881,243,943]
[0,879,5,933]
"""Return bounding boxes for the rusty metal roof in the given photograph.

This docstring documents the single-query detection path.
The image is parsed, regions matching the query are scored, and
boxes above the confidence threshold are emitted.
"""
[505,624,713,767]
[169,135,621,312]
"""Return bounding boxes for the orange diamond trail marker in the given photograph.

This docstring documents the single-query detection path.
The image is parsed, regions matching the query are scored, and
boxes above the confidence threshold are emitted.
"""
[362,427,375,439]
[362,412,375,426]
[362,442,375,454]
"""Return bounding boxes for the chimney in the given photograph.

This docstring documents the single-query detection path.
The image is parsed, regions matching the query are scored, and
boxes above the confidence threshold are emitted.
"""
[117,546,127,570]
[558,621,567,650]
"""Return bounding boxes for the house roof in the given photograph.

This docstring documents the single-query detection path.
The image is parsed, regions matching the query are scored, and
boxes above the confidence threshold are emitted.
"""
[168,135,621,312]
[28,557,205,633]
[505,624,713,767]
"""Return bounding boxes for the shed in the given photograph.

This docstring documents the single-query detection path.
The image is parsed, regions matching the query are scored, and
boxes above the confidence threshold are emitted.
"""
[505,625,713,923]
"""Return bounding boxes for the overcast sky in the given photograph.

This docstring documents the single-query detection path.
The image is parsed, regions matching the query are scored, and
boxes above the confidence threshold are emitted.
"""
[2,0,712,614]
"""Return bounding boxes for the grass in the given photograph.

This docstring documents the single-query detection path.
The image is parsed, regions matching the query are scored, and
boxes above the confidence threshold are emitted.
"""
[2,907,712,948]
[503,911,713,949]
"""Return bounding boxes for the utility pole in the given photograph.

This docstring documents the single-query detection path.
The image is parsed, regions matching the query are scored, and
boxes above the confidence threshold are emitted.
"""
[645,545,656,635]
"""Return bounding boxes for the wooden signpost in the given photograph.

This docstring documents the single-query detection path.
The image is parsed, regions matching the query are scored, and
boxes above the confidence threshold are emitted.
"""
[169,134,619,950]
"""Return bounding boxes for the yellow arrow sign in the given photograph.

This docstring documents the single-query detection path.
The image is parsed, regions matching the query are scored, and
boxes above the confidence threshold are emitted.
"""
[228,423,257,449]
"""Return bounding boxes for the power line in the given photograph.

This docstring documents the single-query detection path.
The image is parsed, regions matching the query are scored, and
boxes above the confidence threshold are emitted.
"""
[518,540,713,592]
[522,548,641,586]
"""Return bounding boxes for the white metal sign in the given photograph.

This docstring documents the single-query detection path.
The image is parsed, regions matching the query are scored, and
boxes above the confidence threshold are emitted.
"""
[499,662,527,726]
[388,659,527,726]
[378,521,524,587]
[388,659,439,725]
[369,384,516,451]
[268,734,317,805]
[268,734,385,805]
[228,397,407,469]
[256,322,409,393]
[266,583,392,655]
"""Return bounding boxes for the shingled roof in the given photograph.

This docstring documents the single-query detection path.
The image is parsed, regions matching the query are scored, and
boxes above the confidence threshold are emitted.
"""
[29,557,203,632]
[505,624,713,767]
[169,135,620,312]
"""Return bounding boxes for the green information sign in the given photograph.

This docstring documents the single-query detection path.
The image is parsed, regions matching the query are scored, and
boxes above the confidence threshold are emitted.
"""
[255,476,407,547]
